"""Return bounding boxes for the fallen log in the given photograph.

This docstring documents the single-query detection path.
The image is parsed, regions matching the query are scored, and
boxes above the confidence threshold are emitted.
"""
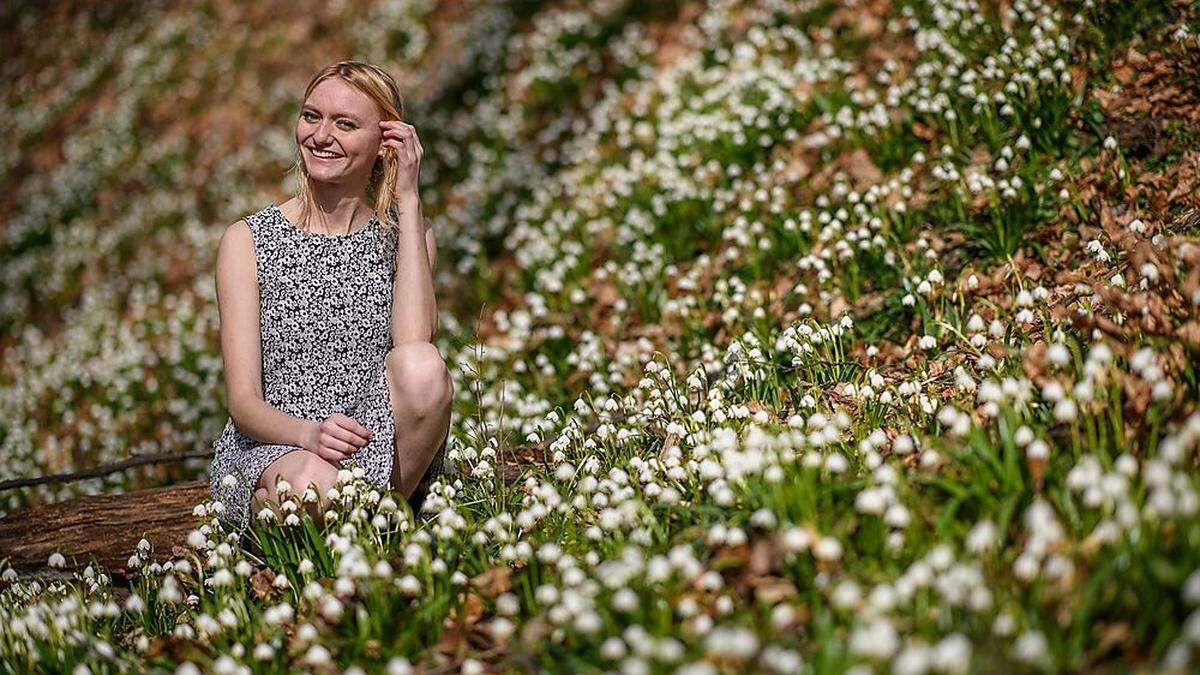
[0,445,545,581]
[0,481,208,580]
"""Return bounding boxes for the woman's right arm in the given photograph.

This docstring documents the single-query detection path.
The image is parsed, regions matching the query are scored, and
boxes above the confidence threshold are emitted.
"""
[216,219,318,449]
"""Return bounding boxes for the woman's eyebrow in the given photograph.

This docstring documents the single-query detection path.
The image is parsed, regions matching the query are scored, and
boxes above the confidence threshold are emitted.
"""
[301,105,361,122]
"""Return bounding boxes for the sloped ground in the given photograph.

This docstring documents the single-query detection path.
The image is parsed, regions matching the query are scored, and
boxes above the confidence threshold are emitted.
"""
[2,0,1200,672]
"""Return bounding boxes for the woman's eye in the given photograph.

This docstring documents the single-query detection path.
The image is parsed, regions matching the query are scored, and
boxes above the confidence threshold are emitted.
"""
[301,113,353,129]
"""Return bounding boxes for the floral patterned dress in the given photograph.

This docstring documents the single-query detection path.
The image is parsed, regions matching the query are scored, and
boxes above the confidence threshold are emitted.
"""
[208,202,446,533]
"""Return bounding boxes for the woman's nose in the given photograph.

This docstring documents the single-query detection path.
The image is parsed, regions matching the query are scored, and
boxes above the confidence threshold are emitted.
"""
[313,122,334,144]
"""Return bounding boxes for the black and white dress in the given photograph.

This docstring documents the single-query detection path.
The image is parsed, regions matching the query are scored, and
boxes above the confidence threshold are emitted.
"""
[208,202,447,533]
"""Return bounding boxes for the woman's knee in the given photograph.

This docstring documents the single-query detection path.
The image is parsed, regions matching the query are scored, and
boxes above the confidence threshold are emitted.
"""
[264,451,336,497]
[385,342,453,417]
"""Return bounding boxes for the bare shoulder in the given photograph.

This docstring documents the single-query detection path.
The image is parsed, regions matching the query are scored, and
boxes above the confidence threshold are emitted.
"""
[217,219,256,272]
[218,218,251,250]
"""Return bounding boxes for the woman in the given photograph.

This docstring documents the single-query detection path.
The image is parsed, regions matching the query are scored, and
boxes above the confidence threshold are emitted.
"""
[208,61,452,534]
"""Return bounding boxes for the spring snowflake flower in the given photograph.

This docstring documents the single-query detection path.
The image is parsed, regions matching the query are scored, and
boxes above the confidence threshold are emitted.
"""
[814,536,843,561]
[124,594,146,613]
[303,645,331,666]
[966,520,998,553]
[386,657,414,675]
[705,626,758,659]
[1013,630,1048,665]
[186,529,208,549]
[850,618,899,660]
[600,637,626,660]
[253,643,275,660]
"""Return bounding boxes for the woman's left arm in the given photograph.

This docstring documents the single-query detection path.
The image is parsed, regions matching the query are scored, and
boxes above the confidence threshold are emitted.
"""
[390,195,438,345]
[423,212,438,336]
[381,118,439,346]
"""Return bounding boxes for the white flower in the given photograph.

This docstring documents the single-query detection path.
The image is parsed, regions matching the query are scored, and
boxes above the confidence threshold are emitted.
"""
[187,530,208,549]
[1046,344,1070,367]
[398,575,422,596]
[613,588,638,612]
[304,645,331,666]
[850,618,898,660]
[210,569,234,588]
[893,644,931,675]
[814,537,843,561]
[124,593,146,613]
[705,625,758,659]
[386,657,414,675]
[1053,398,1078,423]
[1012,630,1048,664]
[831,580,861,609]
[574,610,603,634]
[48,553,66,569]
[158,576,182,604]
[966,520,997,553]
[885,504,911,528]
[855,488,887,515]
[320,597,344,623]
[253,643,275,660]
[496,593,520,616]
[210,653,235,672]
[600,636,626,660]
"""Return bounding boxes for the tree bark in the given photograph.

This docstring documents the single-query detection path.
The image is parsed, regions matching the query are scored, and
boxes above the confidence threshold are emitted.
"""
[0,480,209,580]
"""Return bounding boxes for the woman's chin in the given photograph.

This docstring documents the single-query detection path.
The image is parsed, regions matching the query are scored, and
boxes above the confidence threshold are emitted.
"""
[306,165,348,182]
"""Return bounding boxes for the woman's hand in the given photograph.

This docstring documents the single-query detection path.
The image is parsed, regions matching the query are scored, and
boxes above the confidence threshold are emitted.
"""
[301,413,373,464]
[379,120,424,203]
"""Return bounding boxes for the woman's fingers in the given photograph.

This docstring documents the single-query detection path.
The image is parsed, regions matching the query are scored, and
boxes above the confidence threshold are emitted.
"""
[382,139,416,165]
[313,446,347,463]
[318,429,359,458]
[320,432,357,455]
[382,124,420,153]
[321,432,352,454]
[329,413,372,445]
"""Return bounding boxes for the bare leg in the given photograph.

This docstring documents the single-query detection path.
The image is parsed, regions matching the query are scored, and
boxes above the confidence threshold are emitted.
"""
[255,449,340,522]
[384,342,453,498]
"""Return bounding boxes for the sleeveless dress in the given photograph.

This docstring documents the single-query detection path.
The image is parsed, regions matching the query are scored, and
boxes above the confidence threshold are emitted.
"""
[208,202,447,534]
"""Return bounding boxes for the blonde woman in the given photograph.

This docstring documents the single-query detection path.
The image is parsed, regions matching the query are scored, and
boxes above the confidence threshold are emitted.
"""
[208,61,451,533]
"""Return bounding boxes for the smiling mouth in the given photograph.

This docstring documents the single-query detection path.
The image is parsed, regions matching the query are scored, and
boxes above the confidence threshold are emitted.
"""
[307,147,344,160]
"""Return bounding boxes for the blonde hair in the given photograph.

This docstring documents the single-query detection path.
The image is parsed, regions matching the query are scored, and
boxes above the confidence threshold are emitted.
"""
[289,60,408,247]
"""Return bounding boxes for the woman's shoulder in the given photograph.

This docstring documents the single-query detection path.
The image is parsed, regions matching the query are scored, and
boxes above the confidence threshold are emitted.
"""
[231,203,282,236]
[218,204,279,252]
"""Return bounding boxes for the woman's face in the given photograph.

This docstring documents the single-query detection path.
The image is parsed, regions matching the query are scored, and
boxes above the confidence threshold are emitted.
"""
[296,78,383,185]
